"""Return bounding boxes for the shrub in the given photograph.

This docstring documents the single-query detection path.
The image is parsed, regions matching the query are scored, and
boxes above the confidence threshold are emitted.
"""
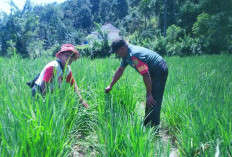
[192,12,231,54]
[76,44,92,57]
[179,35,202,56]
[166,25,185,43]
[152,36,167,56]
[166,41,182,56]
[87,23,111,59]
[90,39,110,59]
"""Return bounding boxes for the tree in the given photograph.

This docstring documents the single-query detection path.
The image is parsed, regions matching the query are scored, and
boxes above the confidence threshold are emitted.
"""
[90,0,100,16]
[178,1,200,33]
[139,0,155,30]
[74,5,93,31]
[90,22,111,58]
[163,0,167,36]
[115,0,129,19]
[193,12,231,54]
[99,0,113,23]
[0,0,38,57]
[34,4,61,49]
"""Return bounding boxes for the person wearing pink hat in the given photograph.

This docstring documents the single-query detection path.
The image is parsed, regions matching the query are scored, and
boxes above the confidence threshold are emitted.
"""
[33,44,89,108]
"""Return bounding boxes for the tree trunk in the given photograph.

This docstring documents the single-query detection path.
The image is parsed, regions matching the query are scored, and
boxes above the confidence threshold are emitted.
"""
[145,15,147,30]
[148,15,151,28]
[164,0,167,37]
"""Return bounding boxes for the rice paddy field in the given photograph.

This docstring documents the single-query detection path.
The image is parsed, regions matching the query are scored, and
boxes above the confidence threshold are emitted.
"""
[0,54,231,156]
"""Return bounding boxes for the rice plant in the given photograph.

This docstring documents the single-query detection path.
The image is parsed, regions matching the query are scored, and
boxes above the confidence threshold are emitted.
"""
[0,54,231,156]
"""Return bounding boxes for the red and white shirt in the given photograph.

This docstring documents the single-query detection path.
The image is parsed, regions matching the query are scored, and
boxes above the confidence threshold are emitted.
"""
[35,60,75,90]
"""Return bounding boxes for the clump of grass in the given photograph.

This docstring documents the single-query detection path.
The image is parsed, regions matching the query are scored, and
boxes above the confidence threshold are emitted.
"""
[163,55,232,156]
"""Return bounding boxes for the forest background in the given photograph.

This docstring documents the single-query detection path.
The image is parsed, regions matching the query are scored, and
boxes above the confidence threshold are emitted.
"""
[0,0,231,58]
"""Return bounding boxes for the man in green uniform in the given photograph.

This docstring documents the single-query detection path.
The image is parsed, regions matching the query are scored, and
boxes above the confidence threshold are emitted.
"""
[105,36,168,128]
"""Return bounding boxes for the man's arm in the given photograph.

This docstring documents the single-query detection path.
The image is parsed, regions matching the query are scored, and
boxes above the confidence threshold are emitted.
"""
[142,72,156,108]
[105,66,126,93]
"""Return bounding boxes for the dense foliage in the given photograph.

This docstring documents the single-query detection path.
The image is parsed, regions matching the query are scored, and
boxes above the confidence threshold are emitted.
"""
[0,0,231,57]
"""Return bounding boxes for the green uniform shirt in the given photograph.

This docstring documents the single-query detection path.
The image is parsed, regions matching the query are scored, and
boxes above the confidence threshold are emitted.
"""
[120,44,163,75]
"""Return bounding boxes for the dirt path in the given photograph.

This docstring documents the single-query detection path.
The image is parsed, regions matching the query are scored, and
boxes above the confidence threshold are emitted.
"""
[159,128,179,157]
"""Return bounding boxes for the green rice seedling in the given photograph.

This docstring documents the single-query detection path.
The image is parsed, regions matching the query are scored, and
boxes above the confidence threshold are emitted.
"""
[0,56,95,156]
[163,55,232,156]
[0,54,231,156]
[96,94,156,157]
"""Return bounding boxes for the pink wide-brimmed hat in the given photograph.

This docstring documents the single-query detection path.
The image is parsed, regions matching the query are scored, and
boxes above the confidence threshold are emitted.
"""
[56,44,79,61]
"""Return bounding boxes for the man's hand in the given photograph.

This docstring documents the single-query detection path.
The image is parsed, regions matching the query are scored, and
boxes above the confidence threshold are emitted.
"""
[80,100,89,108]
[105,85,112,93]
[146,94,156,108]
[105,66,125,94]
